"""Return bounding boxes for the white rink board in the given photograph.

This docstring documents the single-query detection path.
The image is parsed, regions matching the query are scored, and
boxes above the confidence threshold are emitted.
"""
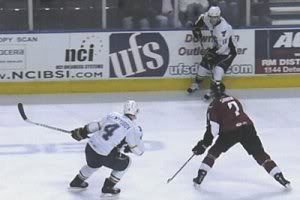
[0,30,254,82]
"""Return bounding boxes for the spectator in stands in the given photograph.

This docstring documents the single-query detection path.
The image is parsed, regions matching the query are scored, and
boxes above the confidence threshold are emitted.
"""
[118,0,150,29]
[251,0,271,26]
[149,0,175,28]
[179,0,209,27]
[118,0,174,29]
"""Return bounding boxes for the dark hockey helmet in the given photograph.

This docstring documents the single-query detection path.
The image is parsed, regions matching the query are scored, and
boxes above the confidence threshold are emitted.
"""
[210,82,225,98]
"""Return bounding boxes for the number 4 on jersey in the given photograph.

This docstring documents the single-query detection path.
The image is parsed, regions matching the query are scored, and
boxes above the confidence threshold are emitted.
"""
[102,124,120,140]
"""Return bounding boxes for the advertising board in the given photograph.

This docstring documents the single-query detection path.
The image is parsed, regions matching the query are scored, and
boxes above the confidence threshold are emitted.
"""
[0,30,254,82]
[255,29,300,74]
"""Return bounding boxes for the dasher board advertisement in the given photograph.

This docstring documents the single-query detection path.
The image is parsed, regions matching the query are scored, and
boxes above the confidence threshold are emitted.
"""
[109,30,255,78]
[0,33,108,82]
[1,30,254,82]
[255,29,300,74]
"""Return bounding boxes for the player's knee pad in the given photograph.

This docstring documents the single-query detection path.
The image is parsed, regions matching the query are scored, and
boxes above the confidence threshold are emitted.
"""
[110,160,132,181]
[114,153,131,171]
[207,147,222,158]
[197,65,211,77]
[213,66,225,82]
[253,151,271,166]
[207,152,220,161]
[203,153,218,167]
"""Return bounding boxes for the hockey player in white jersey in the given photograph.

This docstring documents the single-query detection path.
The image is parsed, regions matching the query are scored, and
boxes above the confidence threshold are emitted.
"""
[69,100,144,198]
[187,6,237,100]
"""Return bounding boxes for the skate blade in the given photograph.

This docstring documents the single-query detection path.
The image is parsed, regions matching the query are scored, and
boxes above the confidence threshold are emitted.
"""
[193,183,201,190]
[100,193,120,199]
[68,186,88,192]
[284,183,292,191]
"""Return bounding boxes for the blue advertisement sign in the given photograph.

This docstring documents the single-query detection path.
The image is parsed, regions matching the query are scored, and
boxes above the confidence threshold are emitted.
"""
[255,29,300,74]
[109,32,169,78]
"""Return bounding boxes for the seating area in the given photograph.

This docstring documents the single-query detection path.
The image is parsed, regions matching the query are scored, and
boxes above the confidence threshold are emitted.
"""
[0,0,102,31]
[35,0,102,30]
[269,0,300,26]
[1,0,300,31]
[0,0,28,31]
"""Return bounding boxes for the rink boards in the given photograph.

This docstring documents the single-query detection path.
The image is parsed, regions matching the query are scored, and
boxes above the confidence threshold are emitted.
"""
[0,28,300,94]
[1,76,300,94]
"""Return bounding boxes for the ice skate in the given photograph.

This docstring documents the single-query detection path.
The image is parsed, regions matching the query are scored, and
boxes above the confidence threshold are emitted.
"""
[193,169,207,189]
[203,92,212,101]
[69,175,89,190]
[101,178,121,199]
[187,83,199,94]
[274,173,291,189]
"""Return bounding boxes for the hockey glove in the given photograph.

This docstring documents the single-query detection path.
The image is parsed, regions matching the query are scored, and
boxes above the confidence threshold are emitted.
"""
[124,145,132,153]
[192,140,207,155]
[192,26,202,39]
[71,127,89,141]
[203,49,218,67]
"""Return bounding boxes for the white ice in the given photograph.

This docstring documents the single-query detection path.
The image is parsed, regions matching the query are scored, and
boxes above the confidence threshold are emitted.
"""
[0,89,300,200]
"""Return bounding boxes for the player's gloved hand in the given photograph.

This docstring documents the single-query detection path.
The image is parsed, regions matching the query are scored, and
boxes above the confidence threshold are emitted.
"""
[200,48,208,55]
[71,127,89,141]
[192,140,207,155]
[203,48,218,66]
[124,145,132,153]
[206,48,217,60]
[192,26,202,39]
[208,48,218,55]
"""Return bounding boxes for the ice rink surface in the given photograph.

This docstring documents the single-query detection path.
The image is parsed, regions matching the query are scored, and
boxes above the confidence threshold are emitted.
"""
[1,88,300,200]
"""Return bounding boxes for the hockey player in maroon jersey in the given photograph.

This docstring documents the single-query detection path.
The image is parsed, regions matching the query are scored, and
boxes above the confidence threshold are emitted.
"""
[192,82,291,189]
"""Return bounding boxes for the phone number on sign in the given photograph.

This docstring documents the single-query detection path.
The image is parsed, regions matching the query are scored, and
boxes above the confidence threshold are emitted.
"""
[263,66,300,74]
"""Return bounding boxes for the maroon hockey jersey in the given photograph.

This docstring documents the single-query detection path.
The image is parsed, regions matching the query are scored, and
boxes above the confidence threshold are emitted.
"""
[207,95,253,134]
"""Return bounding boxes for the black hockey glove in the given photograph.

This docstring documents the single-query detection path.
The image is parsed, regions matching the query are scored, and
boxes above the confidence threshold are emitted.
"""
[203,48,218,66]
[192,26,202,39]
[124,145,132,153]
[192,140,207,155]
[117,138,127,149]
[71,126,89,141]
[116,139,132,153]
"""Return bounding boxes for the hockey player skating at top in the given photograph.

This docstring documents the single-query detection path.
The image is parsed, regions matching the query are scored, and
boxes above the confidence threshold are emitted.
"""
[69,100,145,198]
[187,6,237,100]
[192,83,291,189]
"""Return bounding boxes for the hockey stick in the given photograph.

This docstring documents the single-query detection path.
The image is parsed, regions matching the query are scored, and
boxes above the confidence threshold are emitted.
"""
[17,103,71,134]
[167,154,195,184]
[199,37,205,54]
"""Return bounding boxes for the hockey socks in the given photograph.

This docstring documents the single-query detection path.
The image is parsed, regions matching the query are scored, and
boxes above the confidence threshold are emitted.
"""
[269,167,291,188]
[193,163,211,188]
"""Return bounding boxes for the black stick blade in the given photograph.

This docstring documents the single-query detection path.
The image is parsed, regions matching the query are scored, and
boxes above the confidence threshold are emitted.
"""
[18,103,28,120]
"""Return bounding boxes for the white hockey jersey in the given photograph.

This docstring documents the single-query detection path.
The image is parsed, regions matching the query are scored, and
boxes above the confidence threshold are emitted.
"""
[86,112,145,156]
[195,12,237,55]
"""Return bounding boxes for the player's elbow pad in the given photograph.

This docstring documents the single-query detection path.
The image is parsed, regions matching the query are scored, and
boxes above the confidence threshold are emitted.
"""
[131,143,145,156]
[86,122,102,133]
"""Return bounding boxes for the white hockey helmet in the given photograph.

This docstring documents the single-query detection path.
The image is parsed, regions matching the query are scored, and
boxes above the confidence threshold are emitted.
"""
[207,6,221,25]
[124,100,139,116]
